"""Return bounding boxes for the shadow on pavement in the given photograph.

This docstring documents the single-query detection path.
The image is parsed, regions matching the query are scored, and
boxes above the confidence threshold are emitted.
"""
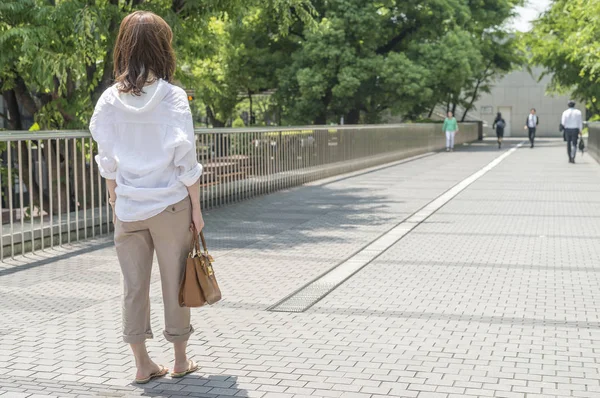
[202,185,398,253]
[133,374,244,398]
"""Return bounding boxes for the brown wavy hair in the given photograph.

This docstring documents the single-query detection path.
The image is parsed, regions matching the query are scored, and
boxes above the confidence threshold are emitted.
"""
[113,11,175,95]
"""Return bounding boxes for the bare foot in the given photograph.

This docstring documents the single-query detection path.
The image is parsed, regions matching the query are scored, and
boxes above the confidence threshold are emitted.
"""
[173,357,190,374]
[136,361,162,381]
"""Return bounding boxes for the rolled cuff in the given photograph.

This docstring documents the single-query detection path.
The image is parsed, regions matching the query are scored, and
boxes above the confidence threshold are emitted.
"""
[178,163,203,187]
[95,154,118,180]
[123,331,154,344]
[163,325,194,343]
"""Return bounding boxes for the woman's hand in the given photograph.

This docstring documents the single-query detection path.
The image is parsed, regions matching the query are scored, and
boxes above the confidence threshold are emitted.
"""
[109,197,116,224]
[190,205,205,234]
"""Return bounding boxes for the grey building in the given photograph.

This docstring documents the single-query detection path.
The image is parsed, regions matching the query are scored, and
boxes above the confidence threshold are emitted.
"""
[471,67,585,137]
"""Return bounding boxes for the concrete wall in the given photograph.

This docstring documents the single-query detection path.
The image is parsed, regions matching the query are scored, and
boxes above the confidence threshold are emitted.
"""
[588,123,600,164]
[472,67,585,137]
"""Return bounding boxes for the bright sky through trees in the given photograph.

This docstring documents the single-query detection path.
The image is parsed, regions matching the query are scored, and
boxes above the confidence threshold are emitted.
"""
[511,0,551,31]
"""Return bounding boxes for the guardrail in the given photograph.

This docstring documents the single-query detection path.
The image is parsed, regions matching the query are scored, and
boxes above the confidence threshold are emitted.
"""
[0,123,479,259]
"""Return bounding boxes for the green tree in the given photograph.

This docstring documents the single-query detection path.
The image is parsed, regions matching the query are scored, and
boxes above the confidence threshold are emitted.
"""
[186,5,308,127]
[525,0,600,115]
[458,33,523,121]
[0,0,314,130]
[272,0,523,125]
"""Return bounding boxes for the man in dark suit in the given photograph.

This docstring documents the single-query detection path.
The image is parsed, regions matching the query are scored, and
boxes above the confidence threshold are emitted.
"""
[525,108,539,148]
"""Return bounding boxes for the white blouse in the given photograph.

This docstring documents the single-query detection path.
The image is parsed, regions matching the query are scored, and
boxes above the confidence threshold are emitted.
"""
[90,79,203,222]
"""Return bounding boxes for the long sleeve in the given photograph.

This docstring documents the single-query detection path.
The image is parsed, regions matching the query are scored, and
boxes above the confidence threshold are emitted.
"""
[90,98,118,180]
[95,144,118,180]
[561,111,567,127]
[88,81,210,222]
[577,111,583,132]
[442,119,447,132]
[173,109,203,187]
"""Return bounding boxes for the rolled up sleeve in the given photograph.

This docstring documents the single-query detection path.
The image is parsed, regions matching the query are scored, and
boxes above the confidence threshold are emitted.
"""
[95,149,118,180]
[174,112,203,187]
[90,116,118,180]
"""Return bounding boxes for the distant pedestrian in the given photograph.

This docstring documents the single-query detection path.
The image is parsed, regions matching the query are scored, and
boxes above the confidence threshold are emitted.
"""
[443,111,459,152]
[90,11,203,384]
[525,108,539,148]
[492,112,506,149]
[561,100,583,163]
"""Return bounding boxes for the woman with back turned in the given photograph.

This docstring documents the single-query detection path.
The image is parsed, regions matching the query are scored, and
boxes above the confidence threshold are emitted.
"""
[90,11,204,384]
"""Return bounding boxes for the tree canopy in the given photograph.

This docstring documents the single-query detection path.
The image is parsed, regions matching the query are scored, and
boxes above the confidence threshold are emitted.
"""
[273,0,523,124]
[1,0,524,129]
[0,0,313,129]
[525,0,600,116]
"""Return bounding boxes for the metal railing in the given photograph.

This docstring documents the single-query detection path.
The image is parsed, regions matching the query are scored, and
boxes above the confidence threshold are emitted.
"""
[0,123,479,259]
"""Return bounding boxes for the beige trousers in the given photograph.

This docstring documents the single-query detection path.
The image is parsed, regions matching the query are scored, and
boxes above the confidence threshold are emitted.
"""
[114,197,194,344]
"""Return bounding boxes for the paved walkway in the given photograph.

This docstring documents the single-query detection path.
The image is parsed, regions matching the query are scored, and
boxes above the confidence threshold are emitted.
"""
[1,138,600,398]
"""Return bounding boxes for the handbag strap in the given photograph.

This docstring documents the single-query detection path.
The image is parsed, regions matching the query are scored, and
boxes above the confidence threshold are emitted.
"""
[190,229,208,255]
[189,228,201,254]
[199,231,208,254]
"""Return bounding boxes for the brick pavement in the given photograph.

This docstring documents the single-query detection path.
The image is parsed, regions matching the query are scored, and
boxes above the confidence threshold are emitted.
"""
[1,138,600,397]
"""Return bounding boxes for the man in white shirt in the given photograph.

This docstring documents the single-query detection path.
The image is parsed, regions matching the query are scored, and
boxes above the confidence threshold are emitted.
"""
[525,108,539,148]
[561,100,583,163]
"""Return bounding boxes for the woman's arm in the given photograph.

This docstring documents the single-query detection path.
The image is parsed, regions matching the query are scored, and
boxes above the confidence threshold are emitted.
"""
[175,95,205,233]
[107,179,117,202]
[186,179,204,233]
[106,179,117,223]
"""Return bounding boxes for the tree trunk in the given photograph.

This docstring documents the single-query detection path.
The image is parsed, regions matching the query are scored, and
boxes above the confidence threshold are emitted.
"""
[451,96,457,116]
[248,90,253,126]
[428,103,436,119]
[14,75,38,116]
[172,0,186,13]
[86,63,97,105]
[315,87,333,125]
[461,64,492,122]
[2,90,23,130]
[344,108,360,124]
[206,106,225,127]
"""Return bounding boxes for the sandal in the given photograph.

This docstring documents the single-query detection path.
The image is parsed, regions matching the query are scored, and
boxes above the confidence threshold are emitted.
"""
[134,365,168,384]
[170,359,198,378]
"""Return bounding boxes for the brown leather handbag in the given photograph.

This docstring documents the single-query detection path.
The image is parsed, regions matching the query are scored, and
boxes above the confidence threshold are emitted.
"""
[179,231,222,307]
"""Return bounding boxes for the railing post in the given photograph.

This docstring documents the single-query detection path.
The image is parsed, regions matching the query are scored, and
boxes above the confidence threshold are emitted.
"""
[0,124,480,260]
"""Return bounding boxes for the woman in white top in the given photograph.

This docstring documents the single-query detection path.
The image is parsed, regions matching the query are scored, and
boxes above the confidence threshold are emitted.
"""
[90,11,203,384]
